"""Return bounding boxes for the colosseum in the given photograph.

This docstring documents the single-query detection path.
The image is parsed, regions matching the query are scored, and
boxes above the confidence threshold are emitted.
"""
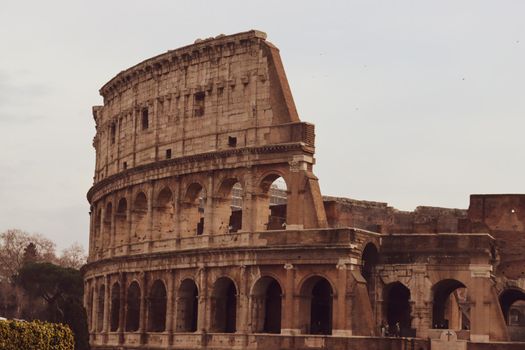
[84,30,525,350]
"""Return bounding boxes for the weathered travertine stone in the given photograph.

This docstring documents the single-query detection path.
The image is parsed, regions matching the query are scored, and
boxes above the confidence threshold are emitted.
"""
[83,30,525,350]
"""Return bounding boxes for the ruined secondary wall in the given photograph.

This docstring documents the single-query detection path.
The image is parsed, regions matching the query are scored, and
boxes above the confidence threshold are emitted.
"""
[323,196,467,234]
[466,194,525,277]
[92,30,311,183]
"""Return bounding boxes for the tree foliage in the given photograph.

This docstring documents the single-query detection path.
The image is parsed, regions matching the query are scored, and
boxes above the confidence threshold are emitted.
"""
[0,319,74,350]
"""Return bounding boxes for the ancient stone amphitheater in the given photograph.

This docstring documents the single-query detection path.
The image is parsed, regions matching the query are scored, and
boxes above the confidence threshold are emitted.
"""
[84,30,525,350]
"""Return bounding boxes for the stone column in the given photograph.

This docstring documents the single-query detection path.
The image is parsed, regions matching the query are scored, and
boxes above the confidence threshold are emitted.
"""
[103,275,110,334]
[139,273,148,344]
[469,265,492,342]
[166,271,175,345]
[203,175,215,235]
[237,265,249,333]
[125,188,133,254]
[197,267,208,332]
[118,273,126,344]
[333,262,351,336]
[172,178,181,248]
[147,182,154,252]
[108,198,115,257]
[281,263,298,334]
[92,279,99,334]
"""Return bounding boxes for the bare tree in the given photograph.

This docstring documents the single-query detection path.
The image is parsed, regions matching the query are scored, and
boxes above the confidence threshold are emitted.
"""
[58,243,87,269]
[0,229,57,282]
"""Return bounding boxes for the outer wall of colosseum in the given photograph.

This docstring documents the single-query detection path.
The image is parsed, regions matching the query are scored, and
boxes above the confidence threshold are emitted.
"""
[83,30,525,350]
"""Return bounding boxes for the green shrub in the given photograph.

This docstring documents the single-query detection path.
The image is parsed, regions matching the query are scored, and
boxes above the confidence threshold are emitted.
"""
[0,319,74,350]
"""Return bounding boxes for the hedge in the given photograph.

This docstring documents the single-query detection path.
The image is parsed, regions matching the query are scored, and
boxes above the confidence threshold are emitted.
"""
[0,319,74,350]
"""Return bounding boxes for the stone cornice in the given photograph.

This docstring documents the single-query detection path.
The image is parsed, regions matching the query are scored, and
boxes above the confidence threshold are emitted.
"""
[99,30,268,99]
[87,142,313,202]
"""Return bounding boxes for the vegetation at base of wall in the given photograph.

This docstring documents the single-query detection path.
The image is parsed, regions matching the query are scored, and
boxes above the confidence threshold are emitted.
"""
[0,319,74,350]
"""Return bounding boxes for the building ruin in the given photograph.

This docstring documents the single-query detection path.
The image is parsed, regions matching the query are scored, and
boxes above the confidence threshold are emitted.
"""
[84,30,525,350]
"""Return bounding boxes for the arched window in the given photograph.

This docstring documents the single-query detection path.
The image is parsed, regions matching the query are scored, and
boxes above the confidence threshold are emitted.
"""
[97,284,105,332]
[214,178,243,234]
[259,175,288,230]
[110,282,120,332]
[132,192,148,242]
[383,282,411,335]
[126,282,141,332]
[251,277,282,333]
[500,288,525,337]
[432,279,468,330]
[299,276,333,335]
[153,187,174,239]
[147,280,167,332]
[211,277,237,333]
[181,183,206,237]
[176,279,199,332]
[103,202,113,247]
[115,198,127,246]
[361,243,379,299]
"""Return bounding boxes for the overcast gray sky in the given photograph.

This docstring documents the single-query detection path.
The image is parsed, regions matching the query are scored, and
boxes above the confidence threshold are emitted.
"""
[1,0,525,250]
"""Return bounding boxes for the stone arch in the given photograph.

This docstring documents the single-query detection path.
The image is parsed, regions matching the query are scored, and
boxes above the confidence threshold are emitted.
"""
[131,192,148,242]
[125,281,141,332]
[94,207,102,249]
[258,172,289,231]
[500,288,525,325]
[181,182,206,237]
[211,277,237,333]
[176,279,199,332]
[251,276,282,333]
[115,197,128,245]
[432,279,468,330]
[383,281,412,335]
[153,187,174,239]
[97,284,105,332]
[147,279,167,332]
[89,286,95,332]
[103,202,113,247]
[298,275,334,335]
[361,242,379,287]
[110,282,120,332]
[214,177,244,234]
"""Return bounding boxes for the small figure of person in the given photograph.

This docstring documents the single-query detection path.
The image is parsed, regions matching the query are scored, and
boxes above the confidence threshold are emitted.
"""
[385,323,390,336]
[395,321,401,337]
[380,320,386,337]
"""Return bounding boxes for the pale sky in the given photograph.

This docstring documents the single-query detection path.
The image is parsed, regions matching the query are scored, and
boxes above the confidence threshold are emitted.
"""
[1,1,525,250]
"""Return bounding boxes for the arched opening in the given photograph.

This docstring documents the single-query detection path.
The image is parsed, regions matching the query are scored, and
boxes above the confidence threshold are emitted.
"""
[176,279,199,332]
[132,192,148,242]
[103,202,112,247]
[97,284,105,332]
[94,208,102,250]
[211,277,237,333]
[110,282,120,332]
[214,178,244,234]
[361,243,379,295]
[260,174,288,230]
[383,282,412,335]
[181,183,206,237]
[432,279,469,330]
[88,286,95,331]
[251,277,282,333]
[499,288,525,341]
[147,280,167,332]
[299,276,333,335]
[153,187,174,239]
[125,282,141,332]
[115,198,127,246]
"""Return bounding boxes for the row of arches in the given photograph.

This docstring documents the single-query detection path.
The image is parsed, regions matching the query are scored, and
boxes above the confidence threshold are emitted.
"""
[92,175,289,250]
[89,275,334,335]
[383,279,525,337]
[383,280,470,334]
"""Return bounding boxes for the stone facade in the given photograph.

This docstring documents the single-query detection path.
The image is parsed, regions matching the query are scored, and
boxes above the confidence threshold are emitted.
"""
[84,30,525,349]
